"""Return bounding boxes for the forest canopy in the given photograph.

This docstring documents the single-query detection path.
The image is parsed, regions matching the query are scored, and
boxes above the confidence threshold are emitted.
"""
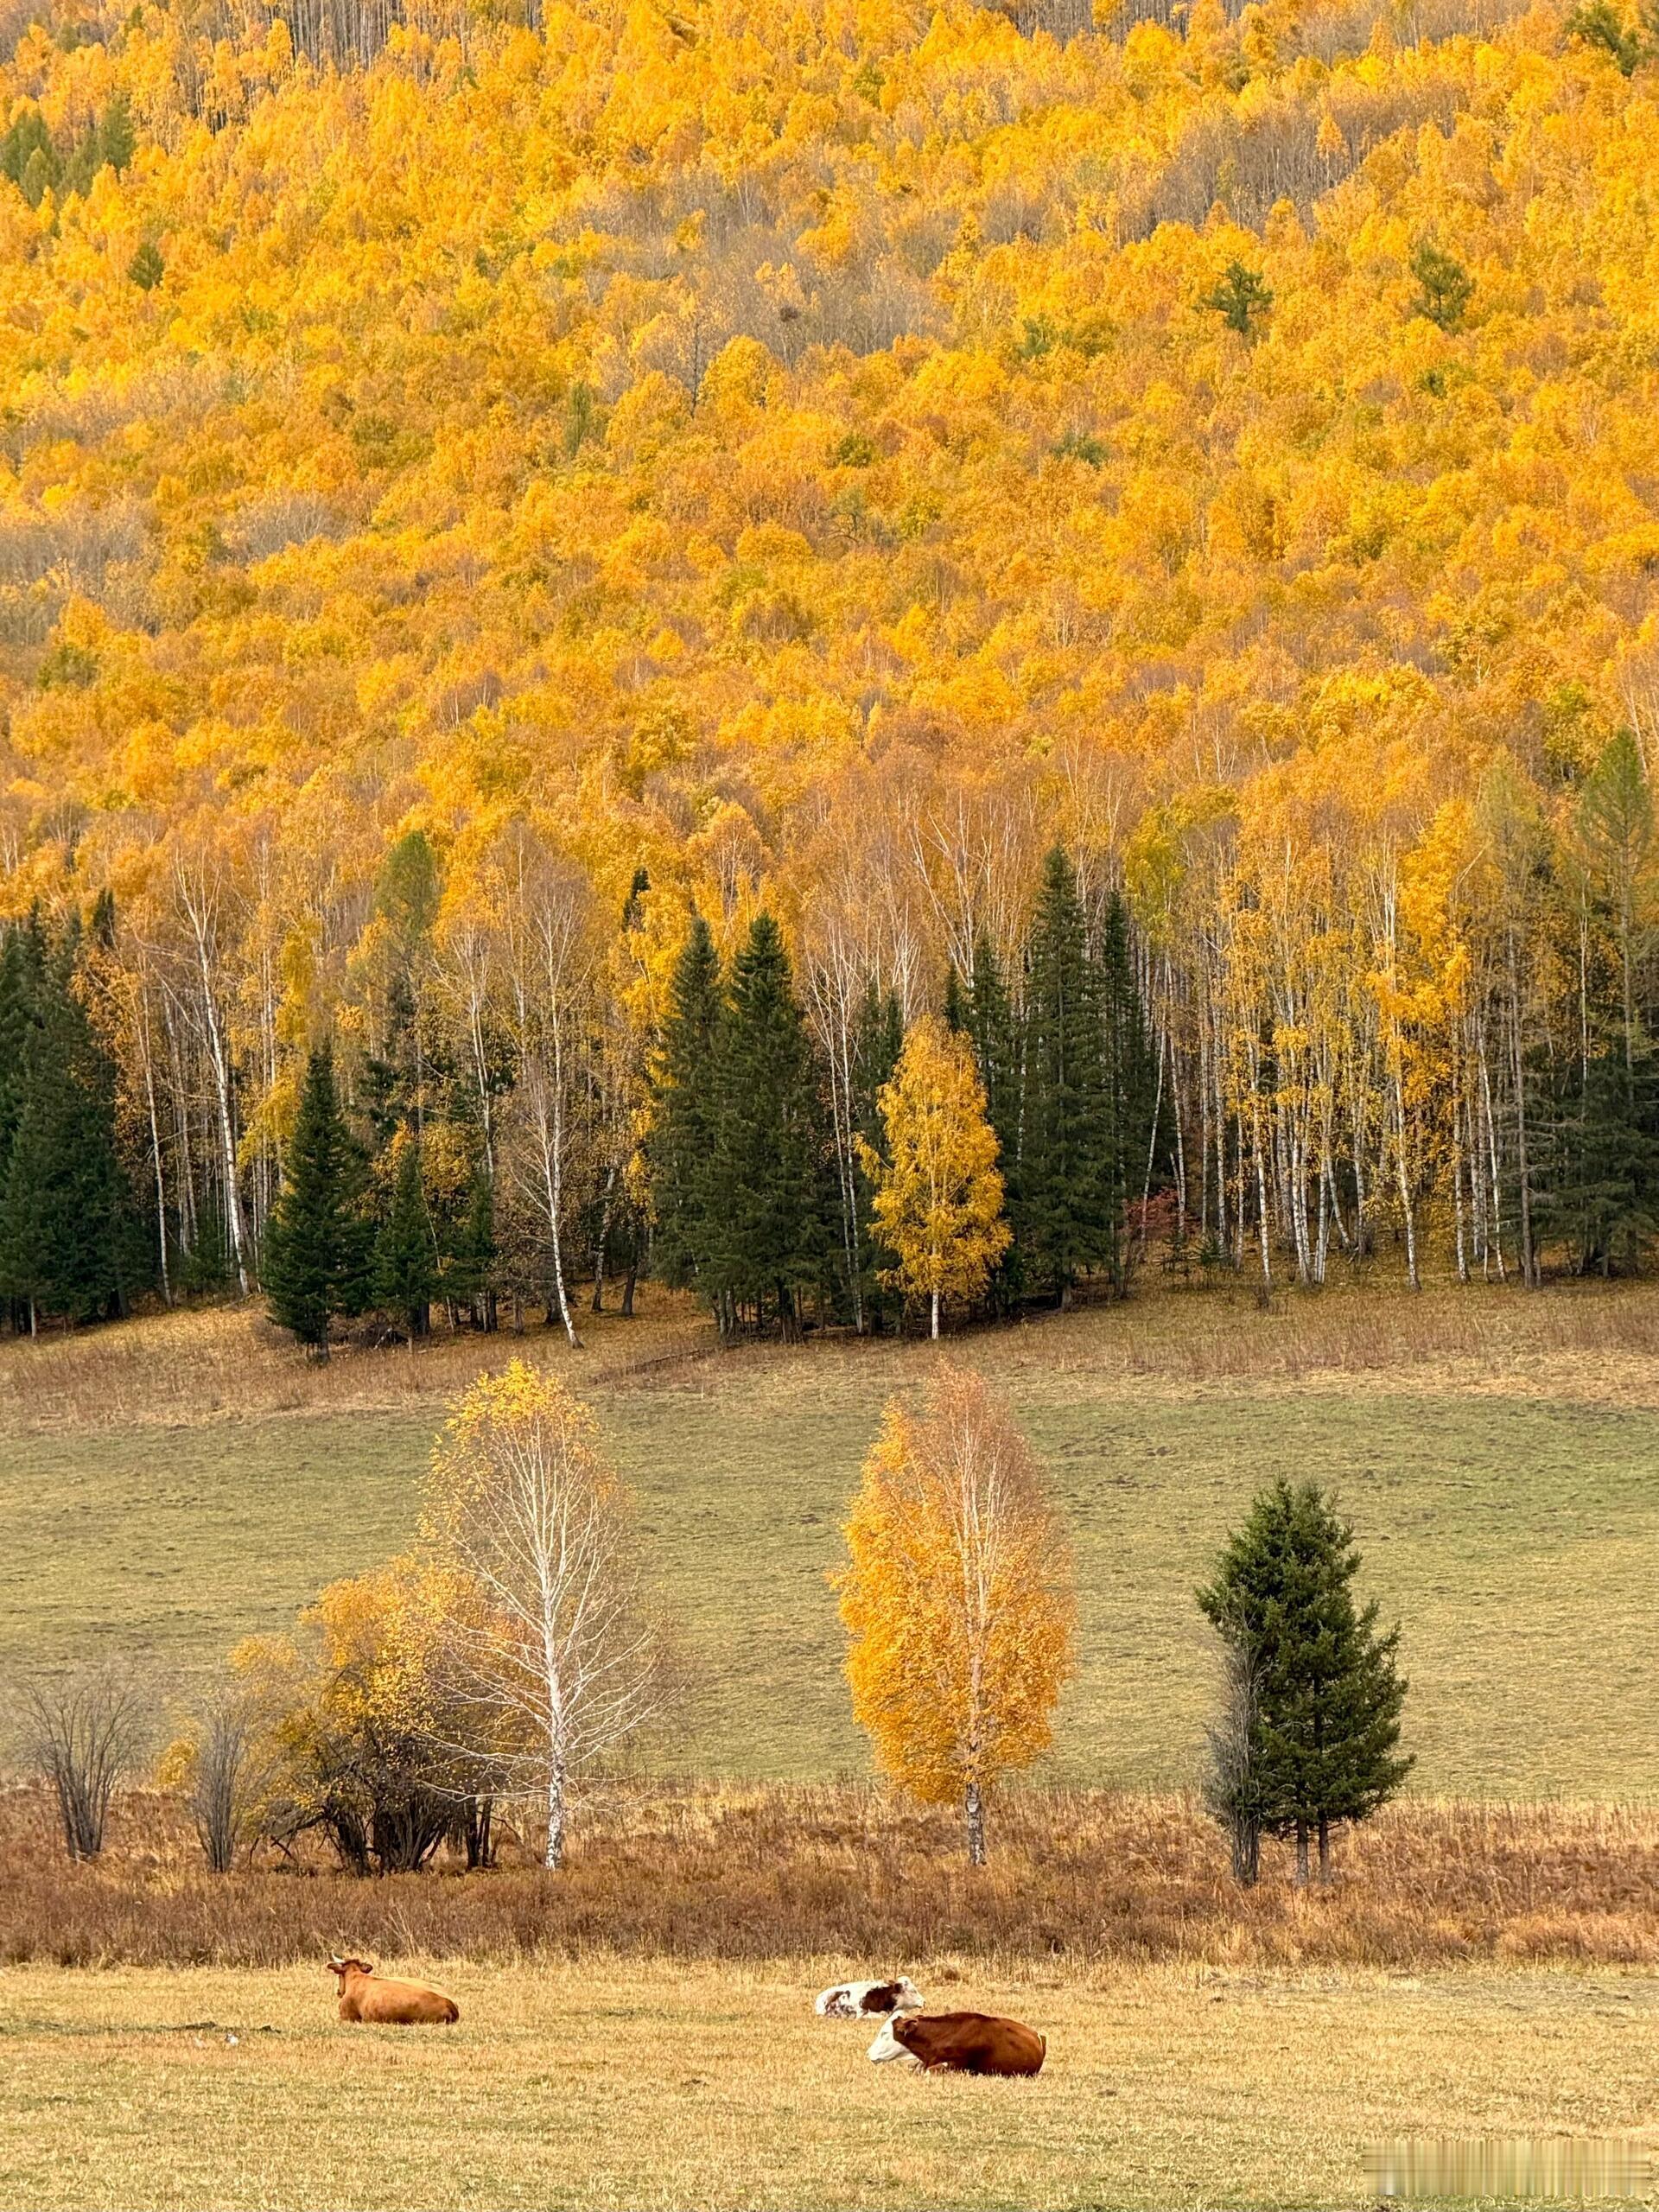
[3,0,1658,1320]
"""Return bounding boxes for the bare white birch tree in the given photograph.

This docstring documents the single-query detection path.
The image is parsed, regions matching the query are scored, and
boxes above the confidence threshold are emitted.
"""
[422,1362,672,1869]
[493,826,597,1349]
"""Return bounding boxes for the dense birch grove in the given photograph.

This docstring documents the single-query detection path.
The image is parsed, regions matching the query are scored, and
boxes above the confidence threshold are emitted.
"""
[3,0,1659,1326]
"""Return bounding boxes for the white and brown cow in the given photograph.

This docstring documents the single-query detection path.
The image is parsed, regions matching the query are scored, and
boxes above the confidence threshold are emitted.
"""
[868,2007,1046,2076]
[814,1975,923,2020]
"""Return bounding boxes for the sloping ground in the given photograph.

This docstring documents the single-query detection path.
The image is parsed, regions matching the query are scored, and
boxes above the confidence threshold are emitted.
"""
[3,1290,1656,1796]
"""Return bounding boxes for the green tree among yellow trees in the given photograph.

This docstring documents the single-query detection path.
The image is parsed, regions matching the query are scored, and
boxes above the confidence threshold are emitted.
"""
[836,1364,1075,1863]
[861,1015,1009,1340]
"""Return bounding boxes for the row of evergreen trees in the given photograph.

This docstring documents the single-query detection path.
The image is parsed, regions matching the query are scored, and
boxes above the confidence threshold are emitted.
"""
[262,1043,499,1355]
[0,907,148,1332]
[0,849,1165,1344]
[645,849,1163,1338]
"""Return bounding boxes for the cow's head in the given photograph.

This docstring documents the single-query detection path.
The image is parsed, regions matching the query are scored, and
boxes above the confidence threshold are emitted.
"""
[327,1955,373,1981]
[859,1975,924,2016]
[868,2009,924,2063]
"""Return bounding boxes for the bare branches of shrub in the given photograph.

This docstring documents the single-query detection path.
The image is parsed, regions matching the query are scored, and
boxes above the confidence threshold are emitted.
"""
[159,1691,270,1874]
[21,1669,147,1862]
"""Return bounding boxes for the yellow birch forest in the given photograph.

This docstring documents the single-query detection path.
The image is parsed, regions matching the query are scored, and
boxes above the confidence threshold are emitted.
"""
[3,0,1659,1305]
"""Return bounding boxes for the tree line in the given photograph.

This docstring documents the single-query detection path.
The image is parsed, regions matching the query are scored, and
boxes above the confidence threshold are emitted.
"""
[15,744,1659,1348]
[20,1360,1409,1883]
[0,839,1162,1347]
[21,729,1659,1354]
[5,0,1659,1332]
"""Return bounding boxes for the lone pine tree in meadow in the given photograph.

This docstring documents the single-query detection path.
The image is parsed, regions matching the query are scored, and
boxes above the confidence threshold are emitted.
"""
[861,1014,1010,1338]
[1198,1478,1411,1885]
[264,1041,372,1356]
[836,1363,1074,1863]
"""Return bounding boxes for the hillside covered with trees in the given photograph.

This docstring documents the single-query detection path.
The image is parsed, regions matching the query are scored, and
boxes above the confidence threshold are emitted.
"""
[3,0,1659,1331]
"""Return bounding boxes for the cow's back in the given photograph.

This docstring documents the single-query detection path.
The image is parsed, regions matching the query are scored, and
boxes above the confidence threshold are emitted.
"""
[340,1973,459,2025]
[906,2010,1046,2076]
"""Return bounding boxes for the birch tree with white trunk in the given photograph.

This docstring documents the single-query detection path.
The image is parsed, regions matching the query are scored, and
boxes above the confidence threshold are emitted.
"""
[492,825,596,1348]
[422,1361,672,1869]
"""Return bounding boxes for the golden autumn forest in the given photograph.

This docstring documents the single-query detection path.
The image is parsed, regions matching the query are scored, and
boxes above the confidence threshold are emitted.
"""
[3,0,1659,1331]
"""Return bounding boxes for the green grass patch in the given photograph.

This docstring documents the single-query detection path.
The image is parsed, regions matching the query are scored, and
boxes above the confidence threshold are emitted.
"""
[3,1358,1656,1796]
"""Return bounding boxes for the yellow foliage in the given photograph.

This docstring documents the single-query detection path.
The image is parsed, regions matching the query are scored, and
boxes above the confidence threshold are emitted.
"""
[861,1014,1010,1334]
[836,1364,1074,1846]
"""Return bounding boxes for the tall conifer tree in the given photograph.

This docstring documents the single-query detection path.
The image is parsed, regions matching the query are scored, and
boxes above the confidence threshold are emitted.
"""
[263,1042,371,1356]
[0,929,132,1327]
[1020,850,1111,1300]
[0,918,47,1330]
[706,912,830,1338]
[1198,1478,1412,1883]
[446,1160,499,1330]
[963,929,1023,1308]
[1100,888,1159,1294]
[645,915,724,1298]
[850,982,905,1331]
[375,1137,437,1343]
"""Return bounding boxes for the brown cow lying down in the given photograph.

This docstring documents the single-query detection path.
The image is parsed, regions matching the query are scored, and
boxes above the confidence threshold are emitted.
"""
[868,2008,1046,2076]
[327,1955,460,2025]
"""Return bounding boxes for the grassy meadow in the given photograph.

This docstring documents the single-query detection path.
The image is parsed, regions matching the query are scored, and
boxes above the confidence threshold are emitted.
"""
[3,1281,1659,1798]
[1,1956,1655,2211]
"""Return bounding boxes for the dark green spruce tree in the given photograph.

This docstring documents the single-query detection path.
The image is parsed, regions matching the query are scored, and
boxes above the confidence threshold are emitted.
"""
[1532,1039,1659,1277]
[263,1042,372,1357]
[1198,1478,1412,1885]
[645,914,724,1300]
[0,924,137,1329]
[375,1139,437,1344]
[1019,850,1111,1301]
[0,916,48,1330]
[706,912,830,1339]
[444,1160,499,1331]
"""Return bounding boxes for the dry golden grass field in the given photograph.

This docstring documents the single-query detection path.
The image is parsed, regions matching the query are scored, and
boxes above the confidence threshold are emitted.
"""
[2,1956,1656,2211]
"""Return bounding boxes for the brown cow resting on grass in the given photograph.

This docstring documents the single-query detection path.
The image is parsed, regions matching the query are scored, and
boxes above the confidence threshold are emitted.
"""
[327,1956,460,2025]
[868,2009,1046,2076]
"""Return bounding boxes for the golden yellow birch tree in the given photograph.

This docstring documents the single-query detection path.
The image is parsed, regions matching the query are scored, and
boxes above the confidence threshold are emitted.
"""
[859,1015,1010,1340]
[835,1363,1075,1862]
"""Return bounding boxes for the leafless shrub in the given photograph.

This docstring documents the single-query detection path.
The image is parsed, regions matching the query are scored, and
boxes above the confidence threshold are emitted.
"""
[168,1693,271,1874]
[20,1670,148,1863]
